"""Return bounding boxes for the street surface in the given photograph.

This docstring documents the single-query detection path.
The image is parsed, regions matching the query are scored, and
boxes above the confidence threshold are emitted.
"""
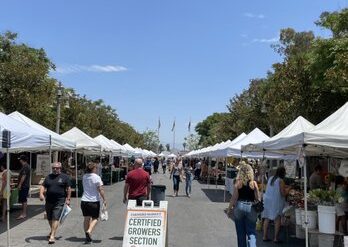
[0,172,304,246]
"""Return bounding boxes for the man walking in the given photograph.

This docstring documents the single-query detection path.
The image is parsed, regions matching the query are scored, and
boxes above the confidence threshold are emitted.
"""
[40,162,71,244]
[17,155,31,220]
[123,158,151,206]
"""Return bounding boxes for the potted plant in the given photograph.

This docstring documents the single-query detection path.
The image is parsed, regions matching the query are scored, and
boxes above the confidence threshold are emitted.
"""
[308,189,341,234]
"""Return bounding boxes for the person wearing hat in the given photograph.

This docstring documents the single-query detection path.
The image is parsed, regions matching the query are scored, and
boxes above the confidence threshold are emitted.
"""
[17,154,31,220]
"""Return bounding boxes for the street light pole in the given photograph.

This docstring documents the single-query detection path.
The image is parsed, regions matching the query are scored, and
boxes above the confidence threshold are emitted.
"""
[56,82,63,134]
[54,82,63,162]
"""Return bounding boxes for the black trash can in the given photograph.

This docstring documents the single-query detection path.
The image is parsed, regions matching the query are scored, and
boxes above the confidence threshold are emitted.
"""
[151,185,166,206]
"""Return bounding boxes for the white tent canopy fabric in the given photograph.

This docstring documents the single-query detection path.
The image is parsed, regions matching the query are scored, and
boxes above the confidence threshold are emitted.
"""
[243,103,348,158]
[0,112,51,152]
[9,111,76,151]
[123,143,136,156]
[218,128,269,157]
[94,135,118,153]
[110,139,128,156]
[208,133,247,157]
[243,116,315,154]
[61,127,101,154]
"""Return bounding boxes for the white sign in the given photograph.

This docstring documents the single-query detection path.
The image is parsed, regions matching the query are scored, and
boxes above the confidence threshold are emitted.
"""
[339,160,348,177]
[123,200,167,247]
[36,154,50,176]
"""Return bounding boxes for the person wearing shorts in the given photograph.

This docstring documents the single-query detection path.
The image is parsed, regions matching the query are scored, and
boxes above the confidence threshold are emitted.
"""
[81,162,106,243]
[40,162,71,244]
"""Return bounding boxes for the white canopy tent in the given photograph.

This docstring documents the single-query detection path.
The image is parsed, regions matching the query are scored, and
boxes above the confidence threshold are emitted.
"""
[168,153,177,158]
[208,133,247,158]
[122,143,136,156]
[215,128,269,158]
[94,135,118,153]
[110,139,129,156]
[243,103,348,247]
[243,116,315,155]
[9,111,76,151]
[61,127,102,154]
[0,112,51,152]
[1,112,53,247]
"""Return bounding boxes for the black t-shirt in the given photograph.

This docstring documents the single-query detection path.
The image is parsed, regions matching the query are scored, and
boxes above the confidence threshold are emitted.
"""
[19,164,31,189]
[43,173,71,203]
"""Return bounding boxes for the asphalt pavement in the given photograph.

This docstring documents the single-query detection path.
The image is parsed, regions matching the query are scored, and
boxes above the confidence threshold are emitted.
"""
[0,171,304,247]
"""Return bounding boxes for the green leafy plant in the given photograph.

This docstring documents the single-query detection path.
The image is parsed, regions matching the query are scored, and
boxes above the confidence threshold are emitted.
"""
[308,189,341,206]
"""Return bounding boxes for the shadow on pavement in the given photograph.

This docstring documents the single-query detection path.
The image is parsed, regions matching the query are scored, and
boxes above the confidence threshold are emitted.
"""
[201,188,231,203]
[25,235,49,243]
[0,204,45,234]
[110,236,123,241]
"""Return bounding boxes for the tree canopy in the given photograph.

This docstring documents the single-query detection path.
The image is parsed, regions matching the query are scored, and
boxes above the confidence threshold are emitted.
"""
[196,8,348,147]
[0,31,144,147]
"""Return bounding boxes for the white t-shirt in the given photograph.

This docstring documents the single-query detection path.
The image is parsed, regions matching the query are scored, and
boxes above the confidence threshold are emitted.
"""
[82,173,103,202]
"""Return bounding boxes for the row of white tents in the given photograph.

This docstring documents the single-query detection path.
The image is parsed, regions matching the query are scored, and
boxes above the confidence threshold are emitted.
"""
[0,111,156,247]
[0,111,156,157]
[185,102,348,247]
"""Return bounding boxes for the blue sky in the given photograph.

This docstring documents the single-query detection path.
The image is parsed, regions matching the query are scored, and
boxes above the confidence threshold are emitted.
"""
[1,0,347,148]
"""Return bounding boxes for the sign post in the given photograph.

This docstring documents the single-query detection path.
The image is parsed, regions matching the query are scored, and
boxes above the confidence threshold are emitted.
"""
[123,200,168,247]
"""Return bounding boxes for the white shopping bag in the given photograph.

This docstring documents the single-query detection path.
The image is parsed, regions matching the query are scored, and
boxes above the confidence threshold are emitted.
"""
[59,203,72,225]
[100,204,108,221]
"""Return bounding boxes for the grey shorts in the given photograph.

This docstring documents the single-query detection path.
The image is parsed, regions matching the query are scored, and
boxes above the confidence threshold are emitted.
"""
[45,202,64,221]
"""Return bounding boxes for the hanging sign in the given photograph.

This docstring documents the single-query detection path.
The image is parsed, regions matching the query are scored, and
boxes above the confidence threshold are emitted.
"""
[36,154,50,176]
[123,200,168,247]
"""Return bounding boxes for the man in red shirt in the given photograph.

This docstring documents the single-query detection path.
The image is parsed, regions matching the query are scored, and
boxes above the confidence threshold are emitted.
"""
[123,158,151,206]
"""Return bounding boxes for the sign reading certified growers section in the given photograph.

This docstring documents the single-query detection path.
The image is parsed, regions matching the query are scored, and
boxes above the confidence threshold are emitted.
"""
[123,200,168,247]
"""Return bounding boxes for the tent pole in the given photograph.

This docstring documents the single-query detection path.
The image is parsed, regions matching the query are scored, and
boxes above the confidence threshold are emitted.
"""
[207,157,210,189]
[302,149,309,247]
[29,152,32,198]
[6,149,10,247]
[223,157,227,202]
[75,151,78,208]
[110,153,113,185]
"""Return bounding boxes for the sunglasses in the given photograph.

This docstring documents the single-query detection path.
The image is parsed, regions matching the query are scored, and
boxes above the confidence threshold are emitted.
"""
[52,167,62,169]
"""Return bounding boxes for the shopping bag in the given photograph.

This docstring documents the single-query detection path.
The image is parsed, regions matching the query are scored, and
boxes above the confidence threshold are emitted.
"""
[100,204,108,221]
[59,203,72,225]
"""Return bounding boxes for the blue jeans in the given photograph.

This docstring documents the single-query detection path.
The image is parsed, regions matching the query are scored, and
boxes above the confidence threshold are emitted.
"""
[173,175,180,191]
[185,173,192,195]
[233,201,257,247]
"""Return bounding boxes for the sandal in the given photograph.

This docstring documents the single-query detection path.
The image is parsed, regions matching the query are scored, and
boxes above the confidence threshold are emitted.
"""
[16,215,26,220]
[263,239,271,242]
[48,238,55,244]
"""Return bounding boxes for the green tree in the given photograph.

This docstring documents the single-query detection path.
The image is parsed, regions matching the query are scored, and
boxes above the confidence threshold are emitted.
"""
[142,129,160,152]
[184,134,201,151]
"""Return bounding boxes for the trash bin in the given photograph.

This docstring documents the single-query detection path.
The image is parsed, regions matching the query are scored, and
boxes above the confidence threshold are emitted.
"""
[151,185,166,206]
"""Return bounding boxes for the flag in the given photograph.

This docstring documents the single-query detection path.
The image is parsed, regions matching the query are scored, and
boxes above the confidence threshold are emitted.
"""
[171,120,176,132]
[158,118,161,130]
[188,119,191,132]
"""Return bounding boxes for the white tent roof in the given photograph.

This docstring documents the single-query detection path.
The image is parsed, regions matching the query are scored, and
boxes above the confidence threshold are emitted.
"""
[244,102,348,158]
[110,139,128,156]
[61,127,101,153]
[219,128,269,157]
[208,133,247,157]
[9,111,75,151]
[123,143,136,155]
[0,112,50,152]
[168,153,177,158]
[243,116,315,153]
[94,135,119,153]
